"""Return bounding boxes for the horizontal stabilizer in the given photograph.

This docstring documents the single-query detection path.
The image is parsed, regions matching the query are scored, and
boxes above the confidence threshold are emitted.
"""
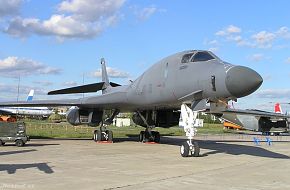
[110,82,121,87]
[48,82,105,95]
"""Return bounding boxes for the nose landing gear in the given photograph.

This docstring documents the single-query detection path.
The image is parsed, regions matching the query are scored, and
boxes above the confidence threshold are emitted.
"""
[179,104,203,157]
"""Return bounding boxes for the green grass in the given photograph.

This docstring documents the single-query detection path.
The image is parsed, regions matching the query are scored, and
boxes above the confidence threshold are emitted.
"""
[24,121,225,139]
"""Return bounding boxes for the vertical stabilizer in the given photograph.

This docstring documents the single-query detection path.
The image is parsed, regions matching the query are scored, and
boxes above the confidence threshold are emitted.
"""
[101,58,111,94]
[274,103,283,114]
[101,58,110,86]
[26,89,34,101]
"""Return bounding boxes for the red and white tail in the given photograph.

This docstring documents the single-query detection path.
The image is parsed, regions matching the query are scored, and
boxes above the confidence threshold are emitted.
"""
[274,103,283,114]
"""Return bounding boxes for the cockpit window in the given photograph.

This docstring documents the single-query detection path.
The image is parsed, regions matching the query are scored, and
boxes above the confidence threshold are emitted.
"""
[181,53,194,63]
[191,51,215,62]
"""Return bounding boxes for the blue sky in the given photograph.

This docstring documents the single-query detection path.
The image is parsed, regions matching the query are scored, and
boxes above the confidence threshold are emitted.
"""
[0,0,290,111]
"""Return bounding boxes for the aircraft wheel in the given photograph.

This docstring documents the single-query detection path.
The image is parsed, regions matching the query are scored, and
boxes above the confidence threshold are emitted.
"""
[180,141,190,157]
[93,130,97,142]
[106,130,113,141]
[154,132,160,143]
[139,131,144,142]
[15,139,24,147]
[192,141,200,157]
[0,140,4,146]
[144,131,150,142]
[94,130,102,142]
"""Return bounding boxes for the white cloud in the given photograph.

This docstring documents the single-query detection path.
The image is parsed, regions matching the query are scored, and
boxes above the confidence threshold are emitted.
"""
[4,0,126,39]
[204,40,219,53]
[138,6,157,20]
[131,5,165,21]
[0,0,22,17]
[215,25,241,36]
[276,26,290,39]
[286,57,290,64]
[208,47,218,53]
[204,39,218,46]
[248,53,265,62]
[214,25,253,48]
[92,67,129,78]
[6,15,103,39]
[0,56,61,78]
[33,81,53,86]
[213,26,290,49]
[263,75,272,81]
[256,89,290,99]
[58,0,125,22]
[0,83,47,101]
[63,81,78,86]
[251,31,276,48]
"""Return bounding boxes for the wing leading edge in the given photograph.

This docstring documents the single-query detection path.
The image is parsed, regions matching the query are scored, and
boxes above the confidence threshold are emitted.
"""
[0,91,129,110]
[222,108,290,119]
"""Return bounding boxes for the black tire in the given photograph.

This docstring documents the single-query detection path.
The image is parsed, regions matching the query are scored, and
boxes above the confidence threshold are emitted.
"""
[139,131,144,142]
[0,139,3,146]
[93,130,97,142]
[15,139,24,147]
[154,132,160,143]
[144,131,150,142]
[106,130,113,141]
[180,141,190,157]
[192,141,200,157]
[94,130,102,142]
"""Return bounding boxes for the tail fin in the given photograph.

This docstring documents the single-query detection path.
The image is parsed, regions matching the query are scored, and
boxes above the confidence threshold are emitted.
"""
[101,58,110,87]
[101,58,111,94]
[274,103,283,114]
[26,89,34,101]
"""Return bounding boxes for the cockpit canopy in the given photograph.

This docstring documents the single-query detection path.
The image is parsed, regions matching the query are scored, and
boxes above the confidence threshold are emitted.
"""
[181,51,216,63]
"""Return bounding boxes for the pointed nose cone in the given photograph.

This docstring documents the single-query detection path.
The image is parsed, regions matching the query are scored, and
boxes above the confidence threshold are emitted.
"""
[226,66,263,98]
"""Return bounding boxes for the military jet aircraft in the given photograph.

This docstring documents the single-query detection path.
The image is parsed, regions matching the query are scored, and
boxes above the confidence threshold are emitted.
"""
[0,50,263,156]
[214,103,290,134]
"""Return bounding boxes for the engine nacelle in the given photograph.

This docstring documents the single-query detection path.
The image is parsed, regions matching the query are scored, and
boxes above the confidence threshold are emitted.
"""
[66,107,103,127]
[132,110,180,128]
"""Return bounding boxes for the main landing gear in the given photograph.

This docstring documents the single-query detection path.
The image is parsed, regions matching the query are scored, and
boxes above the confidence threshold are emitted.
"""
[138,130,160,143]
[137,111,160,143]
[179,104,202,157]
[93,127,113,142]
[93,109,119,143]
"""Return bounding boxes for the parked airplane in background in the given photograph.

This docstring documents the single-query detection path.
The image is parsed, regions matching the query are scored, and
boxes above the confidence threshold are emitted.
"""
[0,50,263,157]
[216,102,290,133]
[0,90,53,118]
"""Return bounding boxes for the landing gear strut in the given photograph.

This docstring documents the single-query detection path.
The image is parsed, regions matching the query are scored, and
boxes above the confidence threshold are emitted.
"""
[93,109,119,142]
[138,130,160,143]
[137,111,160,143]
[93,128,113,142]
[179,104,203,157]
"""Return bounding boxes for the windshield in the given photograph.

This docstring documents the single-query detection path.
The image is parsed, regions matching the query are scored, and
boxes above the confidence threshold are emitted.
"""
[191,51,215,62]
[181,53,194,63]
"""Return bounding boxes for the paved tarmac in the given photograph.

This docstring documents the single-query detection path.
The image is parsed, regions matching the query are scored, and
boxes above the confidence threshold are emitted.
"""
[1,135,290,190]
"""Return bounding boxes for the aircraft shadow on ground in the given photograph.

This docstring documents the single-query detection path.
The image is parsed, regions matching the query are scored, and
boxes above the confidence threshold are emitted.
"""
[114,135,289,159]
[0,163,54,174]
[160,136,290,159]
[0,149,37,156]
[2,143,60,147]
